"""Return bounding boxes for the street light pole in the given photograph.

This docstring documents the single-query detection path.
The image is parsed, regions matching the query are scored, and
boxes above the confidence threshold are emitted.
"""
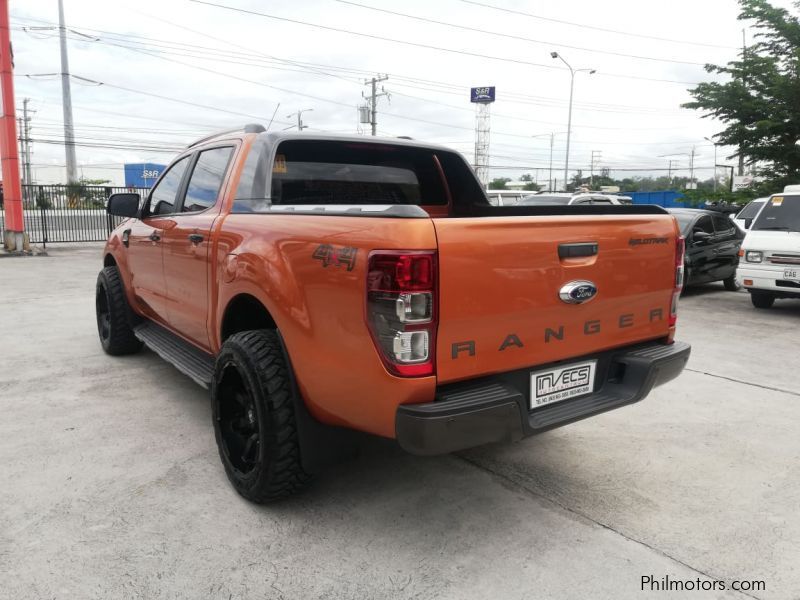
[551,52,595,191]
[287,108,313,131]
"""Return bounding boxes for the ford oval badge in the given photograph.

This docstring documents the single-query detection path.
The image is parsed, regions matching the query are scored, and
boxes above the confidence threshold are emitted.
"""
[559,280,598,304]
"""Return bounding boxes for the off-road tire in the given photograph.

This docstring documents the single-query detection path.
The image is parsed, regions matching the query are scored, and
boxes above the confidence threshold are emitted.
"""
[723,275,741,291]
[750,290,775,309]
[96,266,143,356]
[212,330,311,503]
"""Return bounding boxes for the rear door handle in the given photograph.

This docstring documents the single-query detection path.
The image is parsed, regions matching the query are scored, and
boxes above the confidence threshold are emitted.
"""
[149,231,161,242]
[188,233,204,244]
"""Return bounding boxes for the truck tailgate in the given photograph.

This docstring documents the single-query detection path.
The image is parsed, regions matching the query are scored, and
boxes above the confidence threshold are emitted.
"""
[433,214,679,383]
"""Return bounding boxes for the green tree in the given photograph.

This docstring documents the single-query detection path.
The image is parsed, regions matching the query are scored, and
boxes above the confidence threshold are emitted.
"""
[683,0,800,188]
[65,177,113,209]
[489,177,511,190]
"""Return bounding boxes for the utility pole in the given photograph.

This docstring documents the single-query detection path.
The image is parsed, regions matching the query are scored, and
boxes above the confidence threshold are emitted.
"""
[1,0,25,251]
[532,132,557,191]
[668,159,677,185]
[551,52,595,191]
[704,137,718,192]
[739,28,746,177]
[689,146,696,189]
[590,150,602,188]
[363,74,389,136]
[286,108,313,131]
[58,0,77,183]
[22,98,33,185]
[21,98,33,191]
[16,116,24,180]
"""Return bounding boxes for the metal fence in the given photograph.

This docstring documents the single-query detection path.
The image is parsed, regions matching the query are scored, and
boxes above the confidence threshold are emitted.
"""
[0,185,150,245]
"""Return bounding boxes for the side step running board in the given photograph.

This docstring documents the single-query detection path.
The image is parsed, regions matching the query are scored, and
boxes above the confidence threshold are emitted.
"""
[134,321,214,388]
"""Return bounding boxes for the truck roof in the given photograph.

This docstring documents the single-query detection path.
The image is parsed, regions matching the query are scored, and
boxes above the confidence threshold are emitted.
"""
[187,124,455,154]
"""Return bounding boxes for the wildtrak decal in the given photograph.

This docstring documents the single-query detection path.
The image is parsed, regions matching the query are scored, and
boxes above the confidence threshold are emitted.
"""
[629,237,668,246]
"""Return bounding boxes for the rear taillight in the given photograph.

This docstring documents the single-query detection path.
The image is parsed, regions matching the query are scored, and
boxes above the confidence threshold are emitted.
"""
[670,236,685,328]
[366,251,437,377]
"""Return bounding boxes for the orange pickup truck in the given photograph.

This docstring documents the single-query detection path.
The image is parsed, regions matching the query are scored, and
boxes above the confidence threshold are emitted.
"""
[98,125,690,502]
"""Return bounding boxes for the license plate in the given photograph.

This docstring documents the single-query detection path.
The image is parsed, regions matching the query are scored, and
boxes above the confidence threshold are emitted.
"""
[784,268,800,281]
[530,360,597,409]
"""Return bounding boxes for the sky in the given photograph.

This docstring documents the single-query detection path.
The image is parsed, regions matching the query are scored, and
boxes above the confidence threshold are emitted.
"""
[9,0,797,187]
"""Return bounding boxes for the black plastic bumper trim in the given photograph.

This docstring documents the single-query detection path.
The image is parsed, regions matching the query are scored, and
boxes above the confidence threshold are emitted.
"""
[396,341,690,456]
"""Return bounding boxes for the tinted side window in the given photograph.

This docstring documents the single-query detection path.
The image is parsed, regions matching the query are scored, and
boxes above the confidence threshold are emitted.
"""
[712,214,735,237]
[694,215,714,235]
[148,157,190,216]
[737,201,763,220]
[183,147,234,213]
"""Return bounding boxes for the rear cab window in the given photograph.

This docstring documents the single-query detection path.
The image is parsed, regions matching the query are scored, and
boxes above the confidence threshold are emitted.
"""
[233,138,474,213]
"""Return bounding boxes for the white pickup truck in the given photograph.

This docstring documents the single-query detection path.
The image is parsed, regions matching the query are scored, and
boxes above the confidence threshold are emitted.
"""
[737,186,800,308]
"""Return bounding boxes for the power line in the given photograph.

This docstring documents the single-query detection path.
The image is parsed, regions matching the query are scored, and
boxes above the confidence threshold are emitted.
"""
[12,16,691,115]
[335,0,709,67]
[188,0,703,85]
[30,138,185,153]
[20,73,291,126]
[388,90,691,131]
[459,0,737,50]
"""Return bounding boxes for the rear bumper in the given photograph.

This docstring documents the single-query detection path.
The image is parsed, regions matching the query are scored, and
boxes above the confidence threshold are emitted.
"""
[396,340,690,456]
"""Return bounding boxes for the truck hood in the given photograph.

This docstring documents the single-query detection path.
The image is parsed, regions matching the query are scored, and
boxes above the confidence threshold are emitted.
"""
[742,230,800,252]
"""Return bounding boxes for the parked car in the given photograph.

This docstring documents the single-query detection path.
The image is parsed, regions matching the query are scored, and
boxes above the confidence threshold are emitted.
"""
[486,190,527,206]
[97,126,690,502]
[737,188,800,308]
[519,192,630,206]
[667,208,745,291]
[733,198,768,231]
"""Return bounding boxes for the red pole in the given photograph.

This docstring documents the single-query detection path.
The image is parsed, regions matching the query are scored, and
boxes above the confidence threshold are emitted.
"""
[0,0,24,235]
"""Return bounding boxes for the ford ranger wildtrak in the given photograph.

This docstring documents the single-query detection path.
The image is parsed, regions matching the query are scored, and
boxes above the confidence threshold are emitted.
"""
[97,125,690,502]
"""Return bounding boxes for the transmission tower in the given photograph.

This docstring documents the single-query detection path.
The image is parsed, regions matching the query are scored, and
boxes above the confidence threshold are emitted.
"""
[471,86,495,188]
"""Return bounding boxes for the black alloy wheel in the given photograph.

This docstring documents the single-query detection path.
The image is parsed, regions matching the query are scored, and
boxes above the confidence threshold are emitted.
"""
[211,330,310,502]
[216,362,262,475]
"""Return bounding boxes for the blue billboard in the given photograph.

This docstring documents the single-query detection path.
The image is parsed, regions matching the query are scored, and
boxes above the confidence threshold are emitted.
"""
[470,86,496,103]
[124,163,166,188]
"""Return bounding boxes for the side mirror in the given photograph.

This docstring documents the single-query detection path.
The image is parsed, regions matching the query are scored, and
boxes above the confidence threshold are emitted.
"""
[744,217,753,229]
[106,193,140,218]
[693,230,712,243]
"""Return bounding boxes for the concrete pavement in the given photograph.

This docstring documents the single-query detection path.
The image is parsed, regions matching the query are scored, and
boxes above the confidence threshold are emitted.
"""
[1,245,797,599]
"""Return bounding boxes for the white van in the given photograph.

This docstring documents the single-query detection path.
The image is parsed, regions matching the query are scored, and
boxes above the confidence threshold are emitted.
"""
[518,192,631,206]
[736,186,800,308]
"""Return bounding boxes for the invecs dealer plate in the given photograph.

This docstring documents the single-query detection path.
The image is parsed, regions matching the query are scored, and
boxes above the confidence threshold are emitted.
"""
[530,360,597,409]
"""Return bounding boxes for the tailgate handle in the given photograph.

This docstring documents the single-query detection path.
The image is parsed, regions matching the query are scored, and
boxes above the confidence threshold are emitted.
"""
[558,242,598,258]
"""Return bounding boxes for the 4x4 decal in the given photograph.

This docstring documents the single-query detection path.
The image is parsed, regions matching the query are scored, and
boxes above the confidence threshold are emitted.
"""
[312,244,358,271]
